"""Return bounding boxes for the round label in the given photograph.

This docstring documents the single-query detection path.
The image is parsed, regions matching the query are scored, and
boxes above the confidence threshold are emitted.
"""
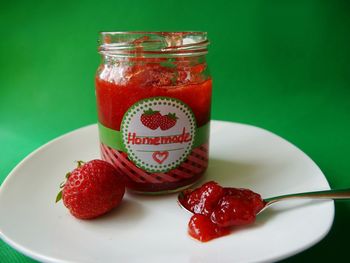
[121,97,196,173]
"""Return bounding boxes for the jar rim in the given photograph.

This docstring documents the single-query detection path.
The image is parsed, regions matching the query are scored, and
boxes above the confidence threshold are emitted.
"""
[98,31,209,57]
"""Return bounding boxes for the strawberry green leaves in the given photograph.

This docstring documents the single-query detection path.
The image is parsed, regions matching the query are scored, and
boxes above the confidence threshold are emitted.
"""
[55,172,71,203]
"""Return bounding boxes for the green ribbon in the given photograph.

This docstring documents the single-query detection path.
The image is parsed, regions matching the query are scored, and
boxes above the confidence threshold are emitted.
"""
[98,121,210,152]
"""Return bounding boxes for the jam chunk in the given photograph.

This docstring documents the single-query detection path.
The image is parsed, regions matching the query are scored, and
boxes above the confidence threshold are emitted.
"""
[180,181,225,216]
[188,214,230,242]
[210,196,256,227]
[181,181,266,242]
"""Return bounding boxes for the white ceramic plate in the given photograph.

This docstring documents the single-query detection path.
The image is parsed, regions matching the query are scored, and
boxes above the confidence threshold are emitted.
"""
[0,120,334,263]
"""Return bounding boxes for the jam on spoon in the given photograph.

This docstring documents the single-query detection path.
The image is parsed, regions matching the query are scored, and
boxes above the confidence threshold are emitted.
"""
[179,181,350,242]
[188,214,231,242]
[178,181,265,242]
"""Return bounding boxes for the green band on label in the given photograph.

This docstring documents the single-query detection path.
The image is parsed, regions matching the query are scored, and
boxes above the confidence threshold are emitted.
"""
[98,121,210,152]
[98,123,126,152]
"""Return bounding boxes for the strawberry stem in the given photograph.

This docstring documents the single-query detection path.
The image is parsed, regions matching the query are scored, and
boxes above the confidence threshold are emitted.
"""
[55,167,76,203]
[143,108,159,115]
[167,113,178,120]
[76,160,85,168]
[55,190,62,203]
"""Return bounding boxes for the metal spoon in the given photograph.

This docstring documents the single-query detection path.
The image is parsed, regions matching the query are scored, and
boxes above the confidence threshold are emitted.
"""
[178,188,350,215]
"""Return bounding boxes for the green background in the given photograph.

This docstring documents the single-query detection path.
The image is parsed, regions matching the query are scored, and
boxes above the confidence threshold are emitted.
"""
[1,0,349,262]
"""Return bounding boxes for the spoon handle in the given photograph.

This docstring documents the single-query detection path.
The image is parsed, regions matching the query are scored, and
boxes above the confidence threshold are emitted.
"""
[264,188,350,205]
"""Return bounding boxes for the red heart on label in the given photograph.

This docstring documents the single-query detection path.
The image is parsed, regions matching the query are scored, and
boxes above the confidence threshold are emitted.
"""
[152,151,169,164]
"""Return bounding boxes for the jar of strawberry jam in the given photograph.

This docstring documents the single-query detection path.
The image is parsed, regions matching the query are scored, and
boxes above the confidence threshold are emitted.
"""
[95,32,211,194]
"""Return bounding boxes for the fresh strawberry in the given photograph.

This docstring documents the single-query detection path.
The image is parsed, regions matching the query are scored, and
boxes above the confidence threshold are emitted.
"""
[56,160,125,219]
[159,113,178,130]
[140,108,161,130]
[188,214,230,242]
[180,181,225,216]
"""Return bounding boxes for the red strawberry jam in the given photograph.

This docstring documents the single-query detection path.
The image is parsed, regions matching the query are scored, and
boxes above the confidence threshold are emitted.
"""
[188,214,230,242]
[96,32,211,194]
[210,196,256,227]
[96,67,211,131]
[180,181,225,216]
[180,181,265,242]
[224,187,266,214]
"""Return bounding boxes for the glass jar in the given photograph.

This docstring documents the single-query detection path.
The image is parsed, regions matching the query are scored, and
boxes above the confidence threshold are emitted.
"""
[95,32,211,194]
